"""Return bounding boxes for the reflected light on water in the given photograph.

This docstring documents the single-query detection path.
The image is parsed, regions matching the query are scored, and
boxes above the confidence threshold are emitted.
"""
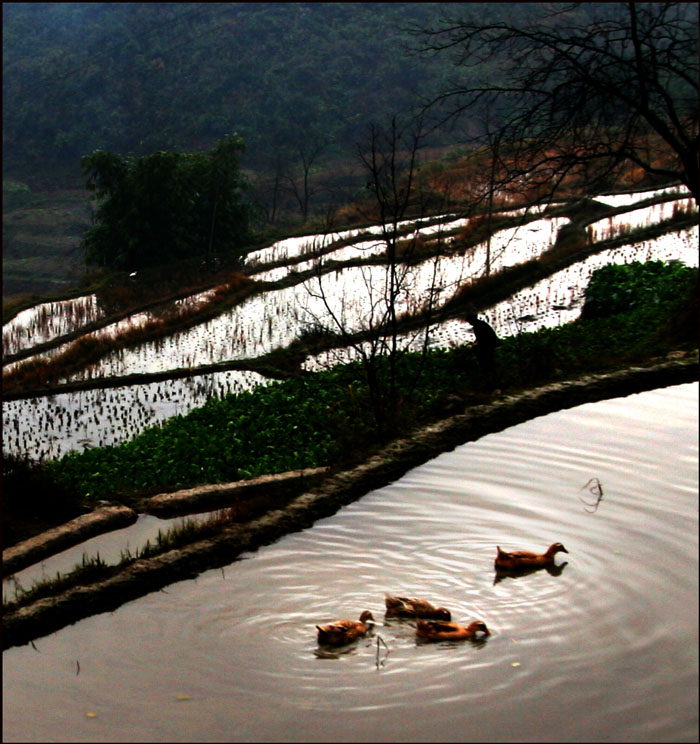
[2,382,698,743]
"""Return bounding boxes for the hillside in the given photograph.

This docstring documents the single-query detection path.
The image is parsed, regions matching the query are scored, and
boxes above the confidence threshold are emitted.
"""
[5,3,551,182]
[4,3,695,305]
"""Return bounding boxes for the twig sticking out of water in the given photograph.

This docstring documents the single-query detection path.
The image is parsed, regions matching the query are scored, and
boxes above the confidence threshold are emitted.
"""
[376,634,390,668]
[580,477,604,513]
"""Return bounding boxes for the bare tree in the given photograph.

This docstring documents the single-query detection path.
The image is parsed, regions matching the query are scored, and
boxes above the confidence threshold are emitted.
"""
[283,140,326,223]
[302,115,453,436]
[414,2,699,203]
[252,153,286,226]
[248,147,320,227]
[248,135,331,226]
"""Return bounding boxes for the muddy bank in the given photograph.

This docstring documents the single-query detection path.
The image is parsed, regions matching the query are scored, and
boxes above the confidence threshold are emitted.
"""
[142,466,330,517]
[2,356,697,650]
[2,468,330,575]
[2,505,138,576]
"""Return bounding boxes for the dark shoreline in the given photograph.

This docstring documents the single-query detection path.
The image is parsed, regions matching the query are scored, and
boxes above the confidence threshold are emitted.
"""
[3,355,697,651]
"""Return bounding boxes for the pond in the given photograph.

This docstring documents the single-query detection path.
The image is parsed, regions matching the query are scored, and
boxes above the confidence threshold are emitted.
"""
[3,381,697,742]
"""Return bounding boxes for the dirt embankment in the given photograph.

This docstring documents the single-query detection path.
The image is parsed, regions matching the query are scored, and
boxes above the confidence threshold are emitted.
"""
[3,505,138,576]
[3,467,331,577]
[2,355,697,651]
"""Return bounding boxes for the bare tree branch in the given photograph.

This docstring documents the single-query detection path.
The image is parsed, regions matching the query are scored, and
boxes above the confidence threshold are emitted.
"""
[412,2,698,203]
[301,115,455,435]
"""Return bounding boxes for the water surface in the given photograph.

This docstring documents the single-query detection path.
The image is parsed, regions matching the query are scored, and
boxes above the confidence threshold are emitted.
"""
[3,382,698,742]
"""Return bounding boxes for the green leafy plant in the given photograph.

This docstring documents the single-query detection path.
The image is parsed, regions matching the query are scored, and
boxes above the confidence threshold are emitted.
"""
[580,260,696,320]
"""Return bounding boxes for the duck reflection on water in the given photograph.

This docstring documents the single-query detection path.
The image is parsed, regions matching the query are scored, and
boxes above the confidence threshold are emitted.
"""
[494,559,569,584]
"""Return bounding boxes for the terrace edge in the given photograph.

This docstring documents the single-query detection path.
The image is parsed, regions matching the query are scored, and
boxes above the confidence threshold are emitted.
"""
[2,353,697,650]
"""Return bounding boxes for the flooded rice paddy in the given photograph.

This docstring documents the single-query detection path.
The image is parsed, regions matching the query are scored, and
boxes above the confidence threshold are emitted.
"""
[2,214,696,461]
[2,369,269,461]
[3,186,691,365]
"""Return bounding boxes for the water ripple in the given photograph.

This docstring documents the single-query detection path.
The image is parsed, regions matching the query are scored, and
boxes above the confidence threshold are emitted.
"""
[2,383,697,743]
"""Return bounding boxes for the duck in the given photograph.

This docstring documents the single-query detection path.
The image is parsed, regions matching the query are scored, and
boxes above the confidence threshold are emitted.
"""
[494,542,569,571]
[384,594,452,620]
[316,610,375,646]
[416,619,490,641]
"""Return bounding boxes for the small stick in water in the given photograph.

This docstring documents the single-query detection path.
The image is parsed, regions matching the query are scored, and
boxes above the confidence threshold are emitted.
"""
[579,477,603,512]
[376,635,390,668]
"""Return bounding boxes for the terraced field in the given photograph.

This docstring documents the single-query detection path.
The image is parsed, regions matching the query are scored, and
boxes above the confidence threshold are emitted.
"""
[3,185,697,463]
[2,189,91,301]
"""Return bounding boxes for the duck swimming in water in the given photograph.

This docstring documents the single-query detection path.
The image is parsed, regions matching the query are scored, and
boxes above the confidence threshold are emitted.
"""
[495,542,569,571]
[416,619,490,641]
[385,595,451,620]
[316,611,374,646]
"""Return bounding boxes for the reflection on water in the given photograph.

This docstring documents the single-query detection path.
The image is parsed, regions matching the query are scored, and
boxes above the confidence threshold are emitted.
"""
[4,213,696,463]
[493,561,569,585]
[2,382,698,743]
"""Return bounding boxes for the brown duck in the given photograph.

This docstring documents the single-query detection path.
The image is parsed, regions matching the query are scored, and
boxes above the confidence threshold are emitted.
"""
[416,619,491,641]
[495,542,569,571]
[385,595,452,620]
[316,611,374,646]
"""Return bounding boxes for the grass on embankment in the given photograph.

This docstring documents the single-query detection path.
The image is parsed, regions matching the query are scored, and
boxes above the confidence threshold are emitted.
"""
[3,260,697,613]
[38,260,698,505]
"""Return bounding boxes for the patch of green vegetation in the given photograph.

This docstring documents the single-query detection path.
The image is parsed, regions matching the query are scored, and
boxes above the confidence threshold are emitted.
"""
[580,260,696,320]
[3,552,111,611]
[39,260,697,505]
[44,366,365,499]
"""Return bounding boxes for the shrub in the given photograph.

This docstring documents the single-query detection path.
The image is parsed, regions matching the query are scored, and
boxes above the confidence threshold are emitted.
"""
[581,260,696,320]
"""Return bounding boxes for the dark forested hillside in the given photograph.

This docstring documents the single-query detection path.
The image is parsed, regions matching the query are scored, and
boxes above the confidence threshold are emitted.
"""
[1,2,467,298]
[6,2,695,194]
[4,3,694,300]
[3,2,469,185]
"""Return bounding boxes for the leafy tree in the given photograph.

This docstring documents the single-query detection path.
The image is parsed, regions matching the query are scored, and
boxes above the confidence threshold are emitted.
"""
[415,2,699,203]
[80,136,253,270]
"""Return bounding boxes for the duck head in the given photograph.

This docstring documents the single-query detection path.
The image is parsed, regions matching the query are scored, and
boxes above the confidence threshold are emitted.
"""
[470,621,491,636]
